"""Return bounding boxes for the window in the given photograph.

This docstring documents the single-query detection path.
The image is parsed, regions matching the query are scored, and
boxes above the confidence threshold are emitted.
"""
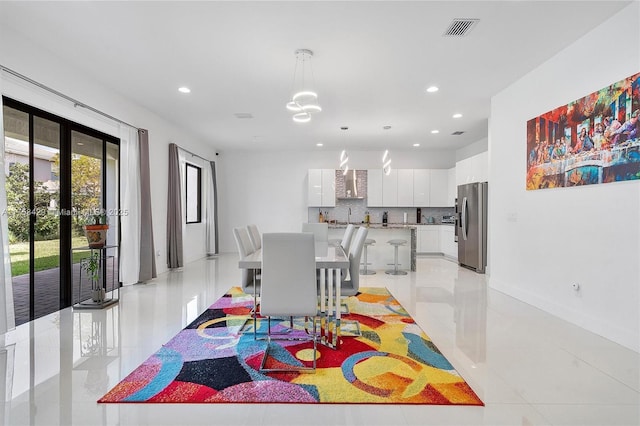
[185,163,201,223]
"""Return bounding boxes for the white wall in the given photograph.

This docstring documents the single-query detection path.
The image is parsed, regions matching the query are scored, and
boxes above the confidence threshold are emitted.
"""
[218,149,455,252]
[489,3,639,351]
[456,137,488,162]
[179,152,209,264]
[0,26,217,275]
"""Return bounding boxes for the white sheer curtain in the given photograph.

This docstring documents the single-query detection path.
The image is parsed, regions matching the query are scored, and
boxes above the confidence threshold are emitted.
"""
[0,83,16,334]
[119,124,141,285]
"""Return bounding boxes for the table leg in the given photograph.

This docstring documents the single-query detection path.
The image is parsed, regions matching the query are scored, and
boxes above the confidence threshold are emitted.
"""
[319,268,326,342]
[334,267,341,348]
[327,269,333,345]
[253,268,258,340]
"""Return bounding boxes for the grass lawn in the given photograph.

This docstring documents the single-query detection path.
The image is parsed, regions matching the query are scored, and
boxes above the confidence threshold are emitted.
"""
[9,237,91,276]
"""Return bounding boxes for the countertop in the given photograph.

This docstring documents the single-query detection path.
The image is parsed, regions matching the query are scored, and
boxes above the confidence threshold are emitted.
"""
[328,223,454,229]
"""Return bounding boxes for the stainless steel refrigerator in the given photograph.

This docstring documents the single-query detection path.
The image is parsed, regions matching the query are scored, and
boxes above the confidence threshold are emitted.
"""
[455,182,488,273]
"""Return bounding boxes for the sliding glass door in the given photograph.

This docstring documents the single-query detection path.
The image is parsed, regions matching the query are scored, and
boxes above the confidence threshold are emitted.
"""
[2,97,119,326]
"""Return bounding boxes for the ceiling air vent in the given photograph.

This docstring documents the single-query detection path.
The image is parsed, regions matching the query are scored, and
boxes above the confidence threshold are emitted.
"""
[443,19,479,37]
[451,131,465,136]
[234,113,253,119]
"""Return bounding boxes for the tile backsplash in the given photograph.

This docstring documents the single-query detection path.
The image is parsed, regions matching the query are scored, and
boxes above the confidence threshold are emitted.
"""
[309,202,454,225]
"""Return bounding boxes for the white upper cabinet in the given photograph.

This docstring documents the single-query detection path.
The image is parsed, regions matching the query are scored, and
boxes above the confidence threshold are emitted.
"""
[308,169,322,206]
[429,169,449,207]
[456,151,488,185]
[367,169,383,207]
[456,157,472,186]
[321,169,336,206]
[413,169,429,207]
[382,169,398,207]
[307,169,335,207]
[397,169,414,207]
[447,167,456,206]
[473,151,489,182]
[366,168,451,207]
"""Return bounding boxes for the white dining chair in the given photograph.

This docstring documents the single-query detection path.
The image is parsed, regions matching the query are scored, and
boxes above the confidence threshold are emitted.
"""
[338,226,368,337]
[301,222,329,243]
[259,233,318,373]
[233,227,260,335]
[340,224,356,254]
[342,226,368,296]
[247,224,261,251]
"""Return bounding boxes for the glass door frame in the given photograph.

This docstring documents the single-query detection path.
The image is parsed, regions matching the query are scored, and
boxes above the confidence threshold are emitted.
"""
[3,96,120,317]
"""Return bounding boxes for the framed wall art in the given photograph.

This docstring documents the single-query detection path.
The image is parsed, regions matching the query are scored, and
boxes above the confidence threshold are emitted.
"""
[526,72,640,190]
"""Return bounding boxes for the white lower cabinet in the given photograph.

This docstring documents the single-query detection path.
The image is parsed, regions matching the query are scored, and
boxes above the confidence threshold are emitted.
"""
[417,226,440,253]
[439,226,457,259]
[416,225,457,259]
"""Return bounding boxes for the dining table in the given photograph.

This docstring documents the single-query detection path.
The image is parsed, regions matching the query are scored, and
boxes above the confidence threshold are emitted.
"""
[238,241,349,349]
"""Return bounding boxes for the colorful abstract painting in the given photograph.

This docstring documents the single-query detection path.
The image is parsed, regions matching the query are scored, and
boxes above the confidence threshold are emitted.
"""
[99,287,483,405]
[526,72,640,190]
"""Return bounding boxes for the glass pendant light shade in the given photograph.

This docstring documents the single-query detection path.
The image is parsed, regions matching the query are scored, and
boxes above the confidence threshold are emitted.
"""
[286,49,321,123]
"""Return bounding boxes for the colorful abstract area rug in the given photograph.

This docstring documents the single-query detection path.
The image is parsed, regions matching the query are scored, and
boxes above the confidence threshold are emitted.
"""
[99,287,483,405]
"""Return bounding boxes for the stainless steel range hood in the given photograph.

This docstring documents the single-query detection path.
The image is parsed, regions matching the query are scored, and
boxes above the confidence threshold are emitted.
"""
[337,169,365,199]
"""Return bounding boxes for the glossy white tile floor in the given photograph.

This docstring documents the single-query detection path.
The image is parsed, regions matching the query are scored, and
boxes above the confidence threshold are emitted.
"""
[1,254,639,426]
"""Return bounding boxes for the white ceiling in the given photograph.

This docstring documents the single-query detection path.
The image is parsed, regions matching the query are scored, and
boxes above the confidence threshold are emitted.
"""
[0,1,631,153]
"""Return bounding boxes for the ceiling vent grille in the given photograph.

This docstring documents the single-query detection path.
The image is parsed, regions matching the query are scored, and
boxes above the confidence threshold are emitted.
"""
[451,131,465,136]
[443,19,479,37]
[234,113,253,119]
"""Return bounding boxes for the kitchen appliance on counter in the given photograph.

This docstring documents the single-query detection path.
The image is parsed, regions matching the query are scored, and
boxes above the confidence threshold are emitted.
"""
[456,182,488,273]
[382,211,388,227]
[416,208,422,223]
[442,215,455,224]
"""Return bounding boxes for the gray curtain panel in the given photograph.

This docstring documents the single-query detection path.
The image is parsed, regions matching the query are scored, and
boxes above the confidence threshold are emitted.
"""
[138,130,157,280]
[167,143,184,268]
[210,161,219,254]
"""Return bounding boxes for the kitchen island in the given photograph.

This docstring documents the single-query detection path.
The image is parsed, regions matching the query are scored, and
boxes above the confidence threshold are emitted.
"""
[328,223,418,272]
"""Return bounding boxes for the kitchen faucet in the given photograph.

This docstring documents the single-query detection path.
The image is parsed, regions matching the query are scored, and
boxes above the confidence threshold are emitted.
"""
[347,207,351,224]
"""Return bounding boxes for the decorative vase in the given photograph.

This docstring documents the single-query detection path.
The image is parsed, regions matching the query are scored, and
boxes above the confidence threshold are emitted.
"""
[84,224,109,248]
[92,288,106,303]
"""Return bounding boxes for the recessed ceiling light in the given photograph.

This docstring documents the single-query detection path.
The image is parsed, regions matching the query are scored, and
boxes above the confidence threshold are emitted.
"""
[431,130,440,134]
[453,113,463,118]
[426,86,439,93]
[77,142,84,146]
[413,143,420,147]
[178,87,191,93]
[316,143,323,147]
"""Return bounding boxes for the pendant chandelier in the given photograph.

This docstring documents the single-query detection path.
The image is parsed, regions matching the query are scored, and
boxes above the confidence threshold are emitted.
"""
[339,127,349,175]
[286,49,322,123]
[382,149,392,175]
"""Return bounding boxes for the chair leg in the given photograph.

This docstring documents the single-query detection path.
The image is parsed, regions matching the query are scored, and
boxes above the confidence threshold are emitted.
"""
[239,284,292,339]
[259,316,318,373]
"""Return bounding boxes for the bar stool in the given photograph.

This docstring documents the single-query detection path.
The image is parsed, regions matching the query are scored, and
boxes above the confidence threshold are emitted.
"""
[385,239,408,275]
[360,239,376,275]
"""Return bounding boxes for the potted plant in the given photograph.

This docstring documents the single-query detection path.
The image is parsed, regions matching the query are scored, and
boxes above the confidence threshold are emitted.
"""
[83,209,109,248]
[82,251,105,302]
